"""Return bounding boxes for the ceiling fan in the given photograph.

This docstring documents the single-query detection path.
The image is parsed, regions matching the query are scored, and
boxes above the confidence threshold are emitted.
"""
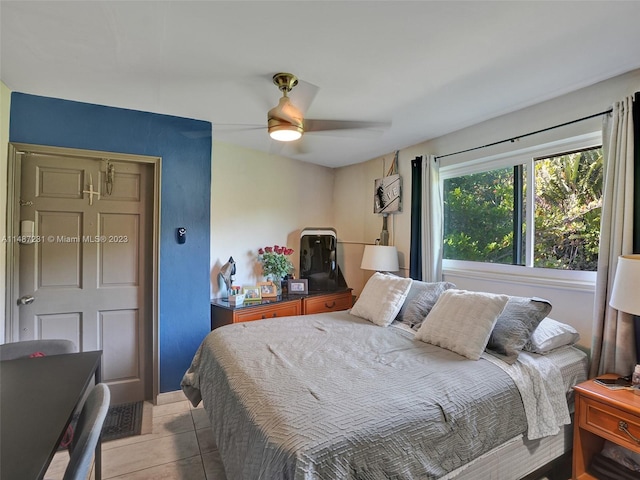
[265,72,389,143]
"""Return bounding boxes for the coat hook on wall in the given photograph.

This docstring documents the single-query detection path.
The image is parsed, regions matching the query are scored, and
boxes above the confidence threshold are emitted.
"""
[105,161,115,195]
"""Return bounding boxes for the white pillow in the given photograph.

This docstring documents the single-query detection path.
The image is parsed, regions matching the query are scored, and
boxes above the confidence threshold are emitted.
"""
[350,273,412,327]
[524,317,580,354]
[415,289,509,360]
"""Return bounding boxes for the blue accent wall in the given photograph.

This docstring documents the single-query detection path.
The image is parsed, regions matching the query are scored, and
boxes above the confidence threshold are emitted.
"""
[9,92,212,393]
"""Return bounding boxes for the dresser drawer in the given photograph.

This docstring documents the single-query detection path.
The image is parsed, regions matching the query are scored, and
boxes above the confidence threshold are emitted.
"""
[579,396,640,453]
[233,300,301,323]
[303,291,353,315]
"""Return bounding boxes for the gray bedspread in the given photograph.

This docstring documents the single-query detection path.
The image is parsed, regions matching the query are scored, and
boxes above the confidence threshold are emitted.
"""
[182,311,527,479]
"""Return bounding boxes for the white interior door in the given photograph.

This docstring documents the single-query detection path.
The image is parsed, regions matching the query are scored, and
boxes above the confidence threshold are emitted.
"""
[17,150,152,404]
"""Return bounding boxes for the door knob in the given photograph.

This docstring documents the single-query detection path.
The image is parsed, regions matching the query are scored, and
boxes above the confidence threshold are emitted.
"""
[18,295,35,305]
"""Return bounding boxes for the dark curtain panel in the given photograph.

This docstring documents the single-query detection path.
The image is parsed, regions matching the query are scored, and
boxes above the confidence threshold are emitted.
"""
[633,93,640,363]
[410,156,423,280]
[634,92,640,253]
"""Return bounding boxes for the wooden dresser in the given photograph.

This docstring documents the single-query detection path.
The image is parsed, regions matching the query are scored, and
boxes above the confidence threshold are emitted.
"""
[572,374,640,479]
[211,288,353,329]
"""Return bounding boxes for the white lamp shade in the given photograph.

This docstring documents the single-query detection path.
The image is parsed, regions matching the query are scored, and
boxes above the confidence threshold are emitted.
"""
[361,245,399,272]
[610,254,640,316]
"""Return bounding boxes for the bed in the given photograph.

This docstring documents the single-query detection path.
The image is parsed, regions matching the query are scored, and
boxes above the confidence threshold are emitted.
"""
[182,274,588,480]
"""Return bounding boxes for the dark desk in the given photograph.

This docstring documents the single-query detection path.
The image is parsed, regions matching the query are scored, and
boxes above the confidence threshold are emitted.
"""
[0,351,102,480]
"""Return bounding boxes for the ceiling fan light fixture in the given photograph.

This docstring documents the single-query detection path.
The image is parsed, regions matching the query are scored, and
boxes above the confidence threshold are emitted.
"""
[268,124,303,142]
[267,94,304,142]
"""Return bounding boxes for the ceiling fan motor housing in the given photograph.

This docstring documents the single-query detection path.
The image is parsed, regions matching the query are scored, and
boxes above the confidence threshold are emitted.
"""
[268,75,304,141]
[272,72,299,93]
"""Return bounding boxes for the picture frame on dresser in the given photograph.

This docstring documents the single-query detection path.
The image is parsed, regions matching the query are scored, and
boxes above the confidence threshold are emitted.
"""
[242,286,262,301]
[287,278,308,295]
[258,281,278,298]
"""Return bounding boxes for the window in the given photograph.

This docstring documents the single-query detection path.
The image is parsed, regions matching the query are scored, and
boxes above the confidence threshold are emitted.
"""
[533,148,603,270]
[443,166,524,265]
[441,134,603,273]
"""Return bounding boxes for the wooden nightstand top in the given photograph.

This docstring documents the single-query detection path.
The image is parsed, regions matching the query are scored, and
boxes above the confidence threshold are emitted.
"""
[574,374,640,415]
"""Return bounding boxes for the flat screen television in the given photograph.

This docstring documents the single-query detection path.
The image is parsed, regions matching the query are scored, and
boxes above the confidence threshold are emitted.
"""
[299,228,347,291]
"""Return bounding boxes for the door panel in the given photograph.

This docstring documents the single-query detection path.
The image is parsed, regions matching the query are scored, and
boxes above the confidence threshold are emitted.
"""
[34,312,82,347]
[38,166,84,199]
[38,211,83,288]
[101,309,140,381]
[18,152,151,404]
[100,213,139,286]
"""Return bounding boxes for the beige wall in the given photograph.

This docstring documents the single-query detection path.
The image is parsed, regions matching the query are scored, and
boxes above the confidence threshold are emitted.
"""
[210,141,335,296]
[3,70,638,346]
[334,68,640,350]
[0,82,10,342]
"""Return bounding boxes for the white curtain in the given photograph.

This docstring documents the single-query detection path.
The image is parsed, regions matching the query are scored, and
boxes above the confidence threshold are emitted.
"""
[590,95,636,377]
[420,155,443,282]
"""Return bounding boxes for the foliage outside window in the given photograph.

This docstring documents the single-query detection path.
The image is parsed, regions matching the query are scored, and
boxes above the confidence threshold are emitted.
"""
[533,148,603,270]
[443,167,522,265]
[442,143,603,271]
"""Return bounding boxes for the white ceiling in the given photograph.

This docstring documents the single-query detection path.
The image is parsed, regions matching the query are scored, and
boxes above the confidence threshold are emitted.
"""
[2,1,640,168]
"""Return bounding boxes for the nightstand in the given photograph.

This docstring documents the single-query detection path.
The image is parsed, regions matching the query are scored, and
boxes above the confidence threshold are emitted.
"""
[572,374,640,479]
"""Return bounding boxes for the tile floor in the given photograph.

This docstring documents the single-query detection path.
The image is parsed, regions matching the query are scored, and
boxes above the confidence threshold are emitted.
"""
[44,399,570,480]
[45,399,227,480]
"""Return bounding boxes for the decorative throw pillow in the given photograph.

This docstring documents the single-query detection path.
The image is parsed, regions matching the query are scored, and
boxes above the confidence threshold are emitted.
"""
[485,296,552,364]
[415,289,509,360]
[396,281,456,330]
[350,272,413,327]
[524,317,580,354]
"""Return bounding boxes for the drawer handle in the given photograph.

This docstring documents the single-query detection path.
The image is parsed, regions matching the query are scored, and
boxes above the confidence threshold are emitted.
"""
[618,421,640,444]
[324,301,336,309]
[261,313,278,319]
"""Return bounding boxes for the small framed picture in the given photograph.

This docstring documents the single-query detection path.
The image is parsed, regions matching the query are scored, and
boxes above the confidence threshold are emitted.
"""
[287,278,308,295]
[242,286,262,301]
[258,281,278,298]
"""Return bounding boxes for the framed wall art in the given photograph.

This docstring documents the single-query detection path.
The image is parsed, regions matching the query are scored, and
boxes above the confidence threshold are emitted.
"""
[374,173,402,214]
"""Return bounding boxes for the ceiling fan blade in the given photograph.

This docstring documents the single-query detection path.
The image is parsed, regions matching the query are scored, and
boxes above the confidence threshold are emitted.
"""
[288,137,312,155]
[288,79,320,115]
[213,123,266,134]
[268,139,286,156]
[304,119,390,137]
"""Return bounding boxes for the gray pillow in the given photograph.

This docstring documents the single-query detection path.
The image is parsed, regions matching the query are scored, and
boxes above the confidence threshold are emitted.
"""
[415,289,509,360]
[396,281,456,330]
[486,296,552,364]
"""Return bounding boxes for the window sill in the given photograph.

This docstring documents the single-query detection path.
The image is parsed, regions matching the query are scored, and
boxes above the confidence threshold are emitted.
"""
[442,260,596,293]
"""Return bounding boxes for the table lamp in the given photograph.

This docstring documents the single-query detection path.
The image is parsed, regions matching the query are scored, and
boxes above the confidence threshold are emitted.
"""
[361,245,399,273]
[609,254,640,315]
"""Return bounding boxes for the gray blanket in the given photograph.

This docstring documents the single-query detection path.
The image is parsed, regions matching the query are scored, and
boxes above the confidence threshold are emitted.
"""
[182,311,527,479]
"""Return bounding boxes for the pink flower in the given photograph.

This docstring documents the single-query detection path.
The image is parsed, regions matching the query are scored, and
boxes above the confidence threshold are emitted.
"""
[264,246,273,253]
[284,248,294,255]
[258,248,264,255]
[274,246,283,254]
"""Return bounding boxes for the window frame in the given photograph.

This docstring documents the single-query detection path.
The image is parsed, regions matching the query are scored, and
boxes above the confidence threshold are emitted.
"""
[439,132,602,289]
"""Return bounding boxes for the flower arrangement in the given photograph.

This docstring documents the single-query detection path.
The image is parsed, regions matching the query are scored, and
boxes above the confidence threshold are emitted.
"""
[257,245,294,280]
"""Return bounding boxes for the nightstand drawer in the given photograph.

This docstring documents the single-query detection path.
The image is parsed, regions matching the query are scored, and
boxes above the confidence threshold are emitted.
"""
[303,291,353,314]
[580,396,640,453]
